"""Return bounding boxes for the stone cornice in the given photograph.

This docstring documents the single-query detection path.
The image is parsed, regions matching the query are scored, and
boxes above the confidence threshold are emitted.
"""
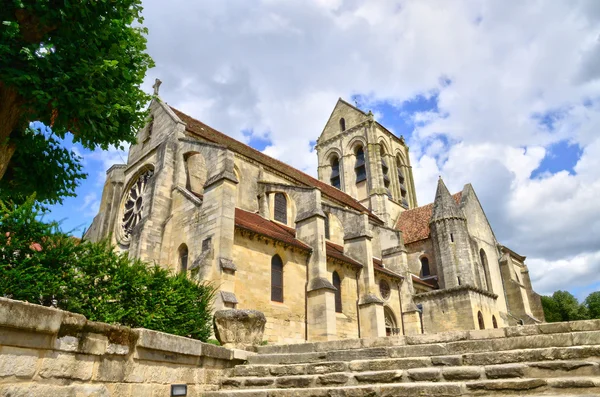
[414,284,498,300]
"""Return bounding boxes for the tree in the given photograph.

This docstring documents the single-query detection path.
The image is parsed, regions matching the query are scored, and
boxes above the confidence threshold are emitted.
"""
[0,0,154,202]
[1,197,215,341]
[584,291,600,319]
[541,290,589,323]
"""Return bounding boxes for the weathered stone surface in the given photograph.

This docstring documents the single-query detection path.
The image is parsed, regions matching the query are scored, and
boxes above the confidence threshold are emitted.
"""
[306,362,347,374]
[246,377,275,387]
[547,377,597,388]
[39,352,95,381]
[214,309,267,348]
[379,383,463,397]
[317,373,349,385]
[485,363,526,379]
[233,365,270,377]
[442,366,481,380]
[466,378,547,391]
[270,364,306,376]
[431,355,462,366]
[0,346,38,378]
[276,376,313,388]
[354,370,403,383]
[349,357,430,372]
[407,367,441,381]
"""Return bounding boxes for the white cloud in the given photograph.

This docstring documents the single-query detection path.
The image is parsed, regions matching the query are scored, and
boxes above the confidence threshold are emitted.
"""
[135,0,600,294]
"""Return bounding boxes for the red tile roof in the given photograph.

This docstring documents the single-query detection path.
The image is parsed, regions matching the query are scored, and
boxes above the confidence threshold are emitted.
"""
[395,192,462,244]
[412,275,437,289]
[373,257,403,279]
[234,208,311,251]
[326,242,362,268]
[170,107,383,225]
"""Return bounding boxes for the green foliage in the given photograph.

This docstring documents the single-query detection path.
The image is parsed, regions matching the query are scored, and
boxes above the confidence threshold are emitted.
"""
[0,0,154,201]
[584,291,600,319]
[541,290,590,323]
[0,125,86,205]
[206,339,221,346]
[0,197,215,341]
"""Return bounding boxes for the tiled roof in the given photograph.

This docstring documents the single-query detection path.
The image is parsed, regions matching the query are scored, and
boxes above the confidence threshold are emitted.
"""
[326,242,362,268]
[234,208,311,251]
[170,107,383,225]
[395,192,462,244]
[412,275,437,289]
[373,258,403,279]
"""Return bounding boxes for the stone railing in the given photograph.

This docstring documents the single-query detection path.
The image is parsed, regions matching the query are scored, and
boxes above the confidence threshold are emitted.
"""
[0,297,248,396]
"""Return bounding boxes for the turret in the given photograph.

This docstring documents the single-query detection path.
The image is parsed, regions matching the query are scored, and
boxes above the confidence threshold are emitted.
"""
[429,178,475,289]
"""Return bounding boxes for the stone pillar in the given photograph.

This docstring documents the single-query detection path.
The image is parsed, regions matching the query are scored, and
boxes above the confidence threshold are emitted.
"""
[344,214,385,338]
[202,151,239,311]
[295,190,337,341]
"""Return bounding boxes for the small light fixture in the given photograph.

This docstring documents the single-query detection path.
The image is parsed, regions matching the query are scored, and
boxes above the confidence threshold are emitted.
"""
[171,384,187,396]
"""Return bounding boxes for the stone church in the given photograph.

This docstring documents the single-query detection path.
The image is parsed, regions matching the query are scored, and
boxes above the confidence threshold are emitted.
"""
[85,94,544,344]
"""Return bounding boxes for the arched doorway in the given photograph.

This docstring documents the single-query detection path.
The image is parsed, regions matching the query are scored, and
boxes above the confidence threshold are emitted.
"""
[384,307,400,336]
[477,311,485,330]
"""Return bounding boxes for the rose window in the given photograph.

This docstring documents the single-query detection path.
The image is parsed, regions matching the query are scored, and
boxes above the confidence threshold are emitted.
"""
[121,169,153,243]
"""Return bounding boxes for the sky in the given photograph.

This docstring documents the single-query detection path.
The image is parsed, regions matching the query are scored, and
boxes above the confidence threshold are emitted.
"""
[47,0,600,300]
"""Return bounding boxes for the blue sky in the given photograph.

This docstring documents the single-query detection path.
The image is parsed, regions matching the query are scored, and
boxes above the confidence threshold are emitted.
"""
[41,0,600,300]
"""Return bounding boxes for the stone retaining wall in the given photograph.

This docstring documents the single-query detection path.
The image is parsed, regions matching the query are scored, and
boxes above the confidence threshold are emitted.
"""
[0,297,246,396]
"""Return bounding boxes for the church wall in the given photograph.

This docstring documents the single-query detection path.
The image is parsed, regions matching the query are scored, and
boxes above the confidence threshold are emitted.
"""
[326,261,359,339]
[375,273,403,336]
[460,187,508,313]
[415,288,501,333]
[405,239,437,277]
[232,232,308,344]
[319,101,368,145]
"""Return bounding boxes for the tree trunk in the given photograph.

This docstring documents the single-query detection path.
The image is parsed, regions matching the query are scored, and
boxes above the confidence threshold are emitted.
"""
[0,82,23,180]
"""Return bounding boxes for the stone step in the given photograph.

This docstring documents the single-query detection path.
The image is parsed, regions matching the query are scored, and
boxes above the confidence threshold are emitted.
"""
[255,319,600,355]
[222,361,600,390]
[205,376,600,396]
[237,347,600,378]
[247,336,600,366]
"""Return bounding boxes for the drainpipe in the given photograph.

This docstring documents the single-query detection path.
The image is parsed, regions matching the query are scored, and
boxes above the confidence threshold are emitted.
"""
[397,279,405,336]
[355,269,361,339]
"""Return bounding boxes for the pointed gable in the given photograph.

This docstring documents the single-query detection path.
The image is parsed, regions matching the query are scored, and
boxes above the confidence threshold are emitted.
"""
[430,178,465,223]
[317,98,370,144]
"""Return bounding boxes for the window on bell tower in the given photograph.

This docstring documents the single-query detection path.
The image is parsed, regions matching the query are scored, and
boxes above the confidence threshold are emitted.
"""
[355,146,366,183]
[330,156,341,189]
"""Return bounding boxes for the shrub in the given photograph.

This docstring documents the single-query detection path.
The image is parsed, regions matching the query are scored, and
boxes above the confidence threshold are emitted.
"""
[0,197,215,341]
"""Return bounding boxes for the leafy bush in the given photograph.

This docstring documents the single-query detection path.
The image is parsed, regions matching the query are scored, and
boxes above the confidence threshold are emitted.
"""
[0,197,215,341]
[541,290,592,323]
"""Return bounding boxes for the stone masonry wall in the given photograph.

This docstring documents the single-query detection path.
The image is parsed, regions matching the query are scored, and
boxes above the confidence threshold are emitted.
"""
[0,298,245,397]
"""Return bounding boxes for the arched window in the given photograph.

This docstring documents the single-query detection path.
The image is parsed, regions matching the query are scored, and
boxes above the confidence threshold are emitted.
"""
[333,271,342,313]
[355,146,366,183]
[479,249,490,291]
[492,315,498,329]
[330,156,341,189]
[420,257,430,278]
[339,118,346,132]
[178,244,188,273]
[271,255,283,302]
[397,156,408,207]
[324,212,330,240]
[477,311,485,330]
[380,146,391,198]
[274,193,287,224]
[384,307,399,336]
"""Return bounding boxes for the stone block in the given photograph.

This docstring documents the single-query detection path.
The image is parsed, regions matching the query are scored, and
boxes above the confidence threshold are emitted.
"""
[442,366,481,380]
[276,376,313,388]
[246,377,275,387]
[504,324,538,337]
[538,322,571,334]
[466,378,547,391]
[379,383,463,396]
[80,333,108,355]
[214,309,266,348]
[95,357,127,382]
[407,367,441,382]
[406,331,469,345]
[233,365,270,377]
[468,328,504,340]
[270,364,306,376]
[306,362,347,374]
[354,370,403,383]
[431,355,462,366]
[484,363,526,379]
[0,346,39,378]
[547,377,597,388]
[572,330,600,346]
[570,319,600,332]
[39,352,95,381]
[317,373,350,385]
[0,297,65,334]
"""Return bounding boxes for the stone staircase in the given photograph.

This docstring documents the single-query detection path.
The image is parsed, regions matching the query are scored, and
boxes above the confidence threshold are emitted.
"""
[205,320,600,396]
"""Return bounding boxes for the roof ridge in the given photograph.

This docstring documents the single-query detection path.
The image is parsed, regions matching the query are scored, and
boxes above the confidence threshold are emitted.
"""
[169,106,383,224]
[337,97,368,116]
